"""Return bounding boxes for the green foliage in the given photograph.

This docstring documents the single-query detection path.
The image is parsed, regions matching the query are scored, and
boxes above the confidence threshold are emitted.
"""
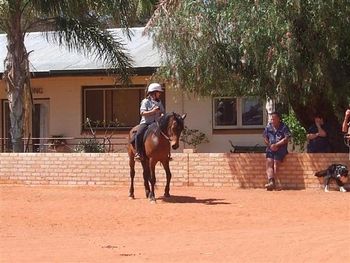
[134,0,157,20]
[75,118,115,152]
[180,126,209,149]
[152,1,348,106]
[282,111,307,152]
[74,138,105,153]
[151,0,350,151]
[153,0,350,101]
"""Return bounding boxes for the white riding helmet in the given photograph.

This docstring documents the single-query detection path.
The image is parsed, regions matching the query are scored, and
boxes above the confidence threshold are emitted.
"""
[147,83,163,94]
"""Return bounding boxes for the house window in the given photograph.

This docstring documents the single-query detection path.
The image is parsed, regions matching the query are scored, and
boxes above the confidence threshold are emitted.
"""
[213,97,265,129]
[83,85,165,130]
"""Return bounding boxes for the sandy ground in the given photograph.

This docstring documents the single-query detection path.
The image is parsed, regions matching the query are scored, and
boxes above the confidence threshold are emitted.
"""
[0,185,349,263]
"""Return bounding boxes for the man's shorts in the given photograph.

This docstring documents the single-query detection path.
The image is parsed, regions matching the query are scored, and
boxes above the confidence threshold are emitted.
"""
[266,151,287,161]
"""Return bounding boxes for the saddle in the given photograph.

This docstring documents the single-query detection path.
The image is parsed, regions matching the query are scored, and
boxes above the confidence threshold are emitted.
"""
[129,122,159,146]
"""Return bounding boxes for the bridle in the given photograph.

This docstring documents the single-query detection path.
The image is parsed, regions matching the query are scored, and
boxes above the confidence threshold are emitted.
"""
[157,114,181,143]
[161,130,172,142]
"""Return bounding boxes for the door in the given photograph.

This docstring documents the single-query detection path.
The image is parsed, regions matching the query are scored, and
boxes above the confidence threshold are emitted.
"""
[32,100,50,152]
[2,99,50,152]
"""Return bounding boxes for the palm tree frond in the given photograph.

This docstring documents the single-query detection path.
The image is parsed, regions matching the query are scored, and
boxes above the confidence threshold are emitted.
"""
[28,0,65,16]
[29,0,134,29]
[49,16,133,81]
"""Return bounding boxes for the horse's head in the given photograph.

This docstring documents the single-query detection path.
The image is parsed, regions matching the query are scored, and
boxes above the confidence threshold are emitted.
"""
[160,112,187,150]
[169,113,187,149]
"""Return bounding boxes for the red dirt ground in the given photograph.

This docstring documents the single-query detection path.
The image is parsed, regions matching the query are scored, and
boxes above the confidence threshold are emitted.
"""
[0,185,349,263]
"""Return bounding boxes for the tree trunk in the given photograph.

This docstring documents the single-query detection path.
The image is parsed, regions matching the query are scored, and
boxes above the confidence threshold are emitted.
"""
[3,18,31,152]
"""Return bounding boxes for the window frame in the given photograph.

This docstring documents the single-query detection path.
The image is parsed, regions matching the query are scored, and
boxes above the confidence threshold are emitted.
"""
[82,84,148,131]
[212,96,266,130]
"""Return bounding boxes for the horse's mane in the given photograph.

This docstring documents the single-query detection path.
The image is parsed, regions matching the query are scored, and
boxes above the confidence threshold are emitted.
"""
[158,112,176,131]
[145,112,181,138]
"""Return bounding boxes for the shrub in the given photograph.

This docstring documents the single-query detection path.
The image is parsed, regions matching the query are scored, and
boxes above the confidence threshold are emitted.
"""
[180,126,209,150]
[282,111,307,152]
[74,138,105,153]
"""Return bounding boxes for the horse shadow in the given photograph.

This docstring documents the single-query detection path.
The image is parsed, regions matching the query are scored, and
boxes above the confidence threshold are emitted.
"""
[158,195,231,205]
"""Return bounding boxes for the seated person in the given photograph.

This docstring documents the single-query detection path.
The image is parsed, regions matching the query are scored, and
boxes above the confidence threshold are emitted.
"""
[306,113,331,153]
[263,112,291,190]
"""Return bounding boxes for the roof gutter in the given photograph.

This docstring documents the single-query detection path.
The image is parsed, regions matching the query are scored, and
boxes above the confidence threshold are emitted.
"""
[0,67,158,78]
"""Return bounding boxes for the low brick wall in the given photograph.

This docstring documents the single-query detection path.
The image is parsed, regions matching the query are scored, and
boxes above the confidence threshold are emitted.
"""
[0,153,349,190]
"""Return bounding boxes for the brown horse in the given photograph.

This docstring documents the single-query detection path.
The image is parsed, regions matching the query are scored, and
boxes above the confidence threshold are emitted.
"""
[128,112,186,202]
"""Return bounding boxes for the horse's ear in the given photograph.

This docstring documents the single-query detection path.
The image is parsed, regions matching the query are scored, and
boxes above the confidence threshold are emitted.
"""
[181,113,187,120]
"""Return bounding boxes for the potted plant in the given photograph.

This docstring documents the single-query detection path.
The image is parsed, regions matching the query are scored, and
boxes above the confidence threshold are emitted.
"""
[75,118,112,153]
[48,135,67,152]
[180,126,209,153]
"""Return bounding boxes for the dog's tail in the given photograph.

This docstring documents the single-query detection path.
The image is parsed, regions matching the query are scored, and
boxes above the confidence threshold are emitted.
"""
[315,169,328,177]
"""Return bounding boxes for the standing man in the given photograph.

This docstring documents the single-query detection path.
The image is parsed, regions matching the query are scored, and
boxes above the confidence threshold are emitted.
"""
[263,112,291,190]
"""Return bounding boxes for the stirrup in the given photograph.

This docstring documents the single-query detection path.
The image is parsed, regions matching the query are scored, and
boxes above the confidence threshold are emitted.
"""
[134,153,143,161]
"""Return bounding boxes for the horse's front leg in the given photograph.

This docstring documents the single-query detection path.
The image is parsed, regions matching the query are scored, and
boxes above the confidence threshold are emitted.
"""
[148,159,157,203]
[128,155,135,199]
[162,160,172,198]
[141,159,151,198]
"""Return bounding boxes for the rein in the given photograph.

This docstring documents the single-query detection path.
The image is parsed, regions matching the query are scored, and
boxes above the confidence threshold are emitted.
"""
[157,120,172,142]
[161,131,171,141]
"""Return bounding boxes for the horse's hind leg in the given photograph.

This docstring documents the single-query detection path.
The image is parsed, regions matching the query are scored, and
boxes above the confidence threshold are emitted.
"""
[129,156,135,199]
[141,160,151,198]
[162,160,172,197]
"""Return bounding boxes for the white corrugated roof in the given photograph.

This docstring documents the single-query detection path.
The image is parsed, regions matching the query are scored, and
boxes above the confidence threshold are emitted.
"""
[0,27,161,73]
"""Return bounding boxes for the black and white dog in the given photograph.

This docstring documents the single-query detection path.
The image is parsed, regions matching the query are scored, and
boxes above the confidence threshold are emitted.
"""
[315,164,348,192]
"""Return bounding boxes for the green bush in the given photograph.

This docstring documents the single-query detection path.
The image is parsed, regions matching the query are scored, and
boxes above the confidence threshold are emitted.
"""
[180,126,209,149]
[74,138,105,153]
[282,111,307,152]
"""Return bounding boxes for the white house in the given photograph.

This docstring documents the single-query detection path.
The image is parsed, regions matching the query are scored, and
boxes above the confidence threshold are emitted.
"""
[0,27,268,153]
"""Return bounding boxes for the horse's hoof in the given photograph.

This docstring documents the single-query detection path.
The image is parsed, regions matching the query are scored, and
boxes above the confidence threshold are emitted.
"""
[164,193,171,198]
[150,199,156,204]
[149,195,156,203]
[128,195,135,200]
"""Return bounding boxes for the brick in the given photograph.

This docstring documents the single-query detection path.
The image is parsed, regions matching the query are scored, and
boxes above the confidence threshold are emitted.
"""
[0,153,349,189]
